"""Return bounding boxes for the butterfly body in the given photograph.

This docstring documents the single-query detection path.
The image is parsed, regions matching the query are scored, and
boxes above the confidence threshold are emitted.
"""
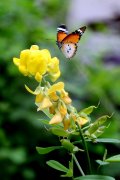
[56,24,86,59]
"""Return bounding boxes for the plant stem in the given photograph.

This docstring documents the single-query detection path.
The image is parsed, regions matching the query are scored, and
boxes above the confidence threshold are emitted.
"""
[72,153,85,176]
[76,122,92,174]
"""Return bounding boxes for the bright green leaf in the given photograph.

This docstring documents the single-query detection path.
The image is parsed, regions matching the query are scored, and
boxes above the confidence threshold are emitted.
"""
[50,127,69,137]
[61,159,73,177]
[105,154,120,162]
[80,105,98,115]
[84,115,111,138]
[61,169,73,177]
[96,115,111,125]
[61,139,74,151]
[46,160,69,172]
[36,146,62,154]
[74,175,115,180]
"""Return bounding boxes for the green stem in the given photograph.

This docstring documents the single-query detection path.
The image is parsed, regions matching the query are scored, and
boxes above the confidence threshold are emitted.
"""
[76,122,92,174]
[72,153,85,176]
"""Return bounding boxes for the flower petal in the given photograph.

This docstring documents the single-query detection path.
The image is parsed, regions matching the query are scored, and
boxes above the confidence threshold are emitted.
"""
[48,82,64,94]
[49,111,63,125]
[35,72,42,82]
[77,117,89,126]
[37,97,52,111]
[13,58,20,66]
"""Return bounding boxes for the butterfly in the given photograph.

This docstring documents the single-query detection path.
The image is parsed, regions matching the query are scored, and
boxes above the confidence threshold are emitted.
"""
[56,24,86,59]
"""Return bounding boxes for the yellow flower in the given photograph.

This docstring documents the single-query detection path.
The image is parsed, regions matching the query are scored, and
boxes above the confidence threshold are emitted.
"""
[13,45,60,82]
[58,103,67,116]
[48,82,64,102]
[70,113,77,121]
[49,111,63,125]
[25,84,52,111]
[49,92,59,101]
[47,57,61,82]
[35,93,44,103]
[13,49,30,76]
[63,117,71,130]
[49,105,56,114]
[35,72,42,82]
[76,116,89,126]
[36,96,52,111]
[48,82,64,94]
[60,90,72,104]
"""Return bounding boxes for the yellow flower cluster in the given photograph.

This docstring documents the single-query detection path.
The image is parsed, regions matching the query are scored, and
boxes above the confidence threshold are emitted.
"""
[13,45,60,82]
[25,82,72,129]
[13,45,89,130]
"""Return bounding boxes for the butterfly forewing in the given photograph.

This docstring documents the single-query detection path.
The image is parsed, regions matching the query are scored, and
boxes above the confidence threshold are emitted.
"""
[57,24,68,47]
[62,26,86,44]
[57,31,68,43]
[79,26,86,33]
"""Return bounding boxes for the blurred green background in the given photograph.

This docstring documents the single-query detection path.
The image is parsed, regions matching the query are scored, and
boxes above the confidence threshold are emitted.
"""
[0,0,120,179]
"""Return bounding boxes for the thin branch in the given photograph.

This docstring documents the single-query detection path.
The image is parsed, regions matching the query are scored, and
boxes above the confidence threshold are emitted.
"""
[72,153,85,176]
[76,122,92,174]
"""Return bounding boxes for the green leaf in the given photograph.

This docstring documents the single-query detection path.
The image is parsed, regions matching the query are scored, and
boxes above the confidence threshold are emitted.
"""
[105,154,120,162]
[95,138,120,144]
[84,115,111,138]
[46,160,69,172]
[74,175,115,180]
[36,146,62,154]
[96,115,111,125]
[50,127,69,137]
[61,169,73,177]
[96,160,109,166]
[61,139,79,153]
[61,160,73,177]
[80,105,98,115]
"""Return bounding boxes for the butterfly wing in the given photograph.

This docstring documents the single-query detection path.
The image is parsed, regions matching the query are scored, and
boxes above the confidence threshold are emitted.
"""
[62,26,86,44]
[61,43,77,59]
[60,26,86,59]
[56,24,68,48]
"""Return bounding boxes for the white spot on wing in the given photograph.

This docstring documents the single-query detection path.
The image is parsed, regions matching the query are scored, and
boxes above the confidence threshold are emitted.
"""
[57,27,68,33]
[61,43,77,59]
[77,29,83,35]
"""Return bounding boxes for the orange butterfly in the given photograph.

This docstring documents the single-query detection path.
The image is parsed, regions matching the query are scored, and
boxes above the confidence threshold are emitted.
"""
[56,24,86,59]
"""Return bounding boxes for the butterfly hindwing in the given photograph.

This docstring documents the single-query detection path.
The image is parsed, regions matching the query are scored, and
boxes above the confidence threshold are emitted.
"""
[56,25,86,59]
[61,43,77,59]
